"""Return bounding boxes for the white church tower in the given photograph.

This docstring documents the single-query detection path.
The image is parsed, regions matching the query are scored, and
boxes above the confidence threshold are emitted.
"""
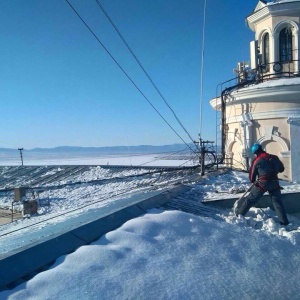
[210,0,300,182]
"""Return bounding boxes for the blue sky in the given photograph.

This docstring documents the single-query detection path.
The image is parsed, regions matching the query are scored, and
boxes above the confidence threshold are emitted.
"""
[0,0,257,149]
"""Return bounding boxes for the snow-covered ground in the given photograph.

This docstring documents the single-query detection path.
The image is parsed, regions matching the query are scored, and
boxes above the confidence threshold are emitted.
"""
[1,154,300,299]
[0,152,197,167]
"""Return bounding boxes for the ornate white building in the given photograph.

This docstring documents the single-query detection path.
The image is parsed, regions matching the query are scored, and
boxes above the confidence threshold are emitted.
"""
[210,0,300,182]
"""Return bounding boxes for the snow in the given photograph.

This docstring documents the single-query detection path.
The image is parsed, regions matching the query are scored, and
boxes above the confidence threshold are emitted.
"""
[0,152,196,167]
[1,208,300,300]
[1,155,300,299]
[270,0,300,4]
[240,77,300,91]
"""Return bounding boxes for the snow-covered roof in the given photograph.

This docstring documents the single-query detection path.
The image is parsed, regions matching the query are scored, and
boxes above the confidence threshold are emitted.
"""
[248,0,300,31]
[241,77,300,91]
[1,169,300,299]
[253,0,300,14]
[254,1,267,12]
[269,0,300,4]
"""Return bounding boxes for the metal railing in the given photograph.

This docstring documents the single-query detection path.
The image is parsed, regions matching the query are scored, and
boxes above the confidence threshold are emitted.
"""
[238,59,300,85]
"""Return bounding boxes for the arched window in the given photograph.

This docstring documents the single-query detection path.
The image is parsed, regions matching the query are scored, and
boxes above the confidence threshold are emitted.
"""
[263,33,269,64]
[279,27,293,62]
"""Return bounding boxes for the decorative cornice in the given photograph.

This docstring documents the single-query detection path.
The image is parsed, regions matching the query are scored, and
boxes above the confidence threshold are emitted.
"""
[227,109,300,124]
[209,84,300,111]
[209,97,221,110]
[210,83,300,111]
[247,7,270,31]
[229,84,300,105]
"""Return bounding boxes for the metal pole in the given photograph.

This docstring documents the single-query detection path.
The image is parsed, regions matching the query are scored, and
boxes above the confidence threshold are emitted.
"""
[200,139,205,176]
[18,148,24,166]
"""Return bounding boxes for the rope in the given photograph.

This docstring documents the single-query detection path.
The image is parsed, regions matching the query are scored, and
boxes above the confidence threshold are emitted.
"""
[64,0,196,154]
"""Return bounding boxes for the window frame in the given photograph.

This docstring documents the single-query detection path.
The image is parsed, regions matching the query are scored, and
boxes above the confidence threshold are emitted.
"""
[279,27,293,62]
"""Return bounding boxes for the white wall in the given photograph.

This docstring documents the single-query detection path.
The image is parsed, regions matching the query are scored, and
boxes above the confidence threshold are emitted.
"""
[289,118,300,183]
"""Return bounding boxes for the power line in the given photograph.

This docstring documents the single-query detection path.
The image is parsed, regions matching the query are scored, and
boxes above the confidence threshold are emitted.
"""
[138,147,194,166]
[64,0,197,154]
[95,0,197,148]
[199,0,207,138]
[0,167,196,237]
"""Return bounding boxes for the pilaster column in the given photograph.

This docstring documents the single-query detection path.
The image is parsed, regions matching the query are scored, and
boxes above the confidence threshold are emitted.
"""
[270,33,279,74]
[240,114,253,170]
[292,29,299,73]
[287,117,300,182]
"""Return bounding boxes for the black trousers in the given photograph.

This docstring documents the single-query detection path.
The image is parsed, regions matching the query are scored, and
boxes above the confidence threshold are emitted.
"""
[236,185,289,225]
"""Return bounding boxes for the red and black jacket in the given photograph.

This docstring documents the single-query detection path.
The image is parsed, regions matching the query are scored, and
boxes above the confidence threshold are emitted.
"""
[249,151,284,191]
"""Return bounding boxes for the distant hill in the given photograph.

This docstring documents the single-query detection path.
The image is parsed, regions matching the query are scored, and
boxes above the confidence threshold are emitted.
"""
[0,144,193,154]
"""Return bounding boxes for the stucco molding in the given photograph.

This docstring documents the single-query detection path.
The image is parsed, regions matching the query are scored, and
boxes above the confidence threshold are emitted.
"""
[256,134,289,156]
[225,136,243,155]
[256,26,272,42]
[227,109,300,124]
[273,20,299,36]
[210,83,300,111]
[247,7,269,31]
[229,83,300,104]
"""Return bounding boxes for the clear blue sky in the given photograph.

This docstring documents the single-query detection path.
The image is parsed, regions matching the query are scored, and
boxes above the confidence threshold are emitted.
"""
[0,0,258,149]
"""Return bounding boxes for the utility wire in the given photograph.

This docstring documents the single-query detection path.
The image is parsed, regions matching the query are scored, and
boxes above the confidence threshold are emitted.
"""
[199,0,207,137]
[0,167,196,237]
[65,0,196,154]
[138,147,193,166]
[95,0,197,148]
[178,155,197,167]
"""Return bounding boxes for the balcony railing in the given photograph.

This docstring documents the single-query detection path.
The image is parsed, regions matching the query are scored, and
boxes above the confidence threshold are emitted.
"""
[238,59,300,85]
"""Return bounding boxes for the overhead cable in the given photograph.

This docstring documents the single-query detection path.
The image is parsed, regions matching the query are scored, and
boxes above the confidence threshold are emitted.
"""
[95,0,197,148]
[0,167,197,237]
[138,147,194,166]
[199,0,207,137]
[64,0,196,154]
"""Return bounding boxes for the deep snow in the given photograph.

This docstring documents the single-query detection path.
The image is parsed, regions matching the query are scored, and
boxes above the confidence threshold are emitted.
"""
[1,208,300,300]
[0,154,300,299]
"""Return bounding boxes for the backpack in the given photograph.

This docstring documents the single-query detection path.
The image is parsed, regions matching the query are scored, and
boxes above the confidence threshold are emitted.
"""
[266,154,284,174]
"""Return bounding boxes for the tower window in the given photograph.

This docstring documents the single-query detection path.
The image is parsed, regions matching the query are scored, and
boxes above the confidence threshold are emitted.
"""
[279,27,293,62]
[263,33,269,64]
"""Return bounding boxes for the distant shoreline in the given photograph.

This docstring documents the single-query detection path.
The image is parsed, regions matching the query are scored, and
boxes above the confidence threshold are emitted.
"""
[0,144,192,154]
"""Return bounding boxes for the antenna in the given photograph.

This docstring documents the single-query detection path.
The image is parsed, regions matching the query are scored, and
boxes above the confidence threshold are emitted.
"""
[18,148,24,166]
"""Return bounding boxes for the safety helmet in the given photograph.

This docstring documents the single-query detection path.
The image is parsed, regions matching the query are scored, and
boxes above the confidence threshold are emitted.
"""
[251,143,262,154]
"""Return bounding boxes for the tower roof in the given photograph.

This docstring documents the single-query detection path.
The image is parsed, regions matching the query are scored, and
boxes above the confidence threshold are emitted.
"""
[247,0,300,31]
